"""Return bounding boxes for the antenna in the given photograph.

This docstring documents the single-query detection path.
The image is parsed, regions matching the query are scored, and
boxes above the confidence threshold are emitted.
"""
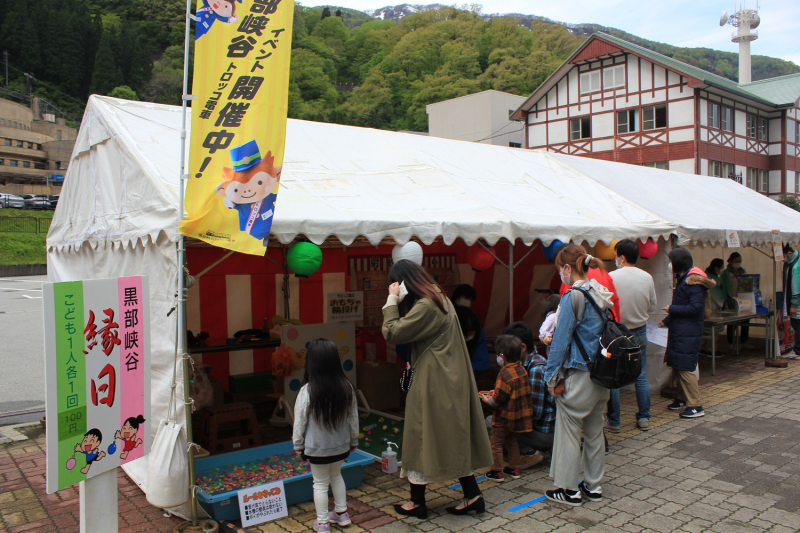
[721,4,759,84]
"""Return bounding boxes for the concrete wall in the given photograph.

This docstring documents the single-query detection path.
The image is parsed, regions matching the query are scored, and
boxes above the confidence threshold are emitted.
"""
[427,90,525,147]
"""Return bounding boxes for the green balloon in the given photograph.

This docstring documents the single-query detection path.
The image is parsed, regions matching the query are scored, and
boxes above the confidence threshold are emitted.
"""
[287,242,323,278]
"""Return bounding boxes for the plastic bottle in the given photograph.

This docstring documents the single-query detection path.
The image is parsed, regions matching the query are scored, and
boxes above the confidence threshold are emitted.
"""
[382,442,398,474]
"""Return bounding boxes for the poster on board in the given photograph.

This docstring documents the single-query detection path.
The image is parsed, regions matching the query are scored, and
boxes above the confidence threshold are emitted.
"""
[773,230,784,261]
[726,230,740,248]
[327,292,364,323]
[280,322,356,409]
[43,277,151,494]
[238,480,289,527]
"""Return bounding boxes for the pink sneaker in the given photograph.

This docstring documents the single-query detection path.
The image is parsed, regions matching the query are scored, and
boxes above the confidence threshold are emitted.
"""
[329,510,352,526]
[313,520,331,532]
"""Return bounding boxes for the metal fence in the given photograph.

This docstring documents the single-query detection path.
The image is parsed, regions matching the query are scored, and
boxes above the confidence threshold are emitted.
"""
[0,217,52,234]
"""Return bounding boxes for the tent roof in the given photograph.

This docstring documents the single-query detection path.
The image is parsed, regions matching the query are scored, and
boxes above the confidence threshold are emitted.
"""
[48,96,800,252]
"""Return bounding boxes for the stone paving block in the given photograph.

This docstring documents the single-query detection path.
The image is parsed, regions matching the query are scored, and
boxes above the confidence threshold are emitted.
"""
[756,507,800,530]
[631,512,685,533]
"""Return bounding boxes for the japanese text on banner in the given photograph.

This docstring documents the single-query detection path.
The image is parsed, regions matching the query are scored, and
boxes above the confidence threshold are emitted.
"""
[180,0,295,256]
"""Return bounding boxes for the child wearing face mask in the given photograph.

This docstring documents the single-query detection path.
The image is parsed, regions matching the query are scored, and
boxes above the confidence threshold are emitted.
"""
[480,335,533,482]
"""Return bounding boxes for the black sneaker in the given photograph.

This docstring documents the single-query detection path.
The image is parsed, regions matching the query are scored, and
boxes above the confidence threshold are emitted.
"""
[545,488,581,506]
[503,467,521,479]
[680,406,705,418]
[668,399,686,411]
[578,481,602,502]
[486,470,504,482]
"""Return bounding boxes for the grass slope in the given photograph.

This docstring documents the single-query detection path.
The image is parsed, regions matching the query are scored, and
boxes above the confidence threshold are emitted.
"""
[0,209,53,264]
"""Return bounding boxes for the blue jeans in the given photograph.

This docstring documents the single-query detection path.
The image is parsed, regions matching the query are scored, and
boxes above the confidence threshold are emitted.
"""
[607,327,651,425]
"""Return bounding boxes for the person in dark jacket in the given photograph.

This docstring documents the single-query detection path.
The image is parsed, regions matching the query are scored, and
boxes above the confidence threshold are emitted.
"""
[659,248,715,419]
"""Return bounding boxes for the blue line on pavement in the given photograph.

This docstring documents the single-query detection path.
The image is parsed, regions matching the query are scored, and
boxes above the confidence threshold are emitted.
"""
[448,475,486,490]
[508,495,546,512]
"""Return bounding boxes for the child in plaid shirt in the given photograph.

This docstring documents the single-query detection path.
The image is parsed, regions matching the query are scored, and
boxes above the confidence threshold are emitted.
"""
[480,335,534,481]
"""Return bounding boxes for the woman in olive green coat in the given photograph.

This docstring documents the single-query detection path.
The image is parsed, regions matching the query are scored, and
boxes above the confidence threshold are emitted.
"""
[382,260,492,518]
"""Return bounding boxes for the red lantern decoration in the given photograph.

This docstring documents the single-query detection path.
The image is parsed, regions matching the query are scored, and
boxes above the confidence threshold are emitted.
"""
[467,244,495,272]
[638,238,658,259]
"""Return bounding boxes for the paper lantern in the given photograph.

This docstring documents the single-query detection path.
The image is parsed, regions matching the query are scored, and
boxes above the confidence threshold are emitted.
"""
[392,242,423,265]
[638,238,658,260]
[595,240,617,261]
[467,244,495,272]
[543,240,563,263]
[287,242,322,278]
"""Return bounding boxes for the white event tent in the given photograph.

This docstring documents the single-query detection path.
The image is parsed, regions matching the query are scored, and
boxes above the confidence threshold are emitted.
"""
[47,96,800,508]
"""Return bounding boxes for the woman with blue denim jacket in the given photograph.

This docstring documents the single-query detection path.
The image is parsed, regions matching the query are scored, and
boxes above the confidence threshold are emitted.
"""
[544,244,615,507]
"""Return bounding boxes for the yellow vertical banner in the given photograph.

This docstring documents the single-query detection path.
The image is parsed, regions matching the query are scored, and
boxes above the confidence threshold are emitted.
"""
[180,0,294,255]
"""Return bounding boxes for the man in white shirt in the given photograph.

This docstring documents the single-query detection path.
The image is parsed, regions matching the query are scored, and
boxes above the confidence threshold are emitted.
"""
[607,239,657,431]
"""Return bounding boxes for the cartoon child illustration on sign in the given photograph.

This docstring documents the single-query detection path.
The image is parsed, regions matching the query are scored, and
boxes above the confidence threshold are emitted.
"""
[74,428,105,475]
[195,0,242,39]
[115,415,146,460]
[215,140,281,245]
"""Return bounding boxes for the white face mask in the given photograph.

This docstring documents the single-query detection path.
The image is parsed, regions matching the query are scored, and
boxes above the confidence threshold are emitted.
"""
[732,262,742,270]
[398,281,408,302]
[559,265,571,286]
[465,333,475,342]
[615,257,622,268]
[456,297,472,308]
[496,355,505,367]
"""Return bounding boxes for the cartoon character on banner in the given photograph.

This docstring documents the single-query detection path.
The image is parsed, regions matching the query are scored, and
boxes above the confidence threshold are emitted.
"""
[71,428,106,474]
[195,0,242,39]
[108,415,146,460]
[216,140,281,246]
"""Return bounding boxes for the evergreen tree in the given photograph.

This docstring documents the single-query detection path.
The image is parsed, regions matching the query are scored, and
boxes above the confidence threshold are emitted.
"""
[321,7,331,19]
[335,9,342,17]
[91,29,123,95]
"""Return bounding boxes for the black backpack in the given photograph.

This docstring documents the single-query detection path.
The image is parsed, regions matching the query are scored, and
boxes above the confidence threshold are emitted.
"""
[568,287,642,389]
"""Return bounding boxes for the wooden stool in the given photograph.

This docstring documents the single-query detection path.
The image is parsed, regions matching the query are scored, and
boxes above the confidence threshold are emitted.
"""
[199,402,262,454]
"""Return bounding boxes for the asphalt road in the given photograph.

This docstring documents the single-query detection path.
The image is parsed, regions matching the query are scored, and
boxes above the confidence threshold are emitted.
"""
[0,275,47,425]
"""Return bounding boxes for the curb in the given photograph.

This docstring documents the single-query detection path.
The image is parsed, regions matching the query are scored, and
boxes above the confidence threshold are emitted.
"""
[0,264,47,276]
[0,422,38,444]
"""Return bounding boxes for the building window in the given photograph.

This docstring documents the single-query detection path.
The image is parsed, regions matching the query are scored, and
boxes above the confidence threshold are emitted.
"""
[570,117,591,140]
[721,107,733,132]
[0,119,3,126]
[796,121,800,144]
[708,103,720,128]
[22,161,30,168]
[617,109,638,134]
[9,160,18,167]
[27,142,33,149]
[579,70,601,95]
[508,142,521,148]
[643,105,667,130]
[796,172,800,194]
[746,168,758,189]
[758,117,768,141]
[3,138,9,146]
[603,65,625,89]
[723,162,736,180]
[37,143,42,150]
[34,162,46,169]
[709,160,722,177]
[0,158,4,165]
[746,115,757,138]
[16,140,23,148]
[643,161,668,170]
[759,170,768,193]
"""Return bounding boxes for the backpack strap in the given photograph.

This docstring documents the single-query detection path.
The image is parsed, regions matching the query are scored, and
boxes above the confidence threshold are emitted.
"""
[567,287,609,365]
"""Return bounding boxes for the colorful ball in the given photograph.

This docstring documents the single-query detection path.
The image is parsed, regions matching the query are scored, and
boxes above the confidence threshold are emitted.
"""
[467,244,495,272]
[392,242,423,266]
[543,240,564,262]
[638,238,658,259]
[287,242,323,278]
[595,240,617,261]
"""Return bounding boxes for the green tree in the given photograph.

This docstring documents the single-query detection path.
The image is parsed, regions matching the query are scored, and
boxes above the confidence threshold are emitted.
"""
[778,196,800,212]
[109,85,139,100]
[343,69,394,128]
[321,7,331,20]
[335,9,342,17]
[91,29,124,95]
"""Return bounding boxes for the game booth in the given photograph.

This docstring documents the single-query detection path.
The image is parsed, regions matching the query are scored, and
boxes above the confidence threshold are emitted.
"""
[46,96,800,523]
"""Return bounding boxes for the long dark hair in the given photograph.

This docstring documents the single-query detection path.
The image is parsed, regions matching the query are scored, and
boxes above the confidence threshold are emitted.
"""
[705,258,724,276]
[303,339,353,431]
[388,259,447,315]
[669,248,693,276]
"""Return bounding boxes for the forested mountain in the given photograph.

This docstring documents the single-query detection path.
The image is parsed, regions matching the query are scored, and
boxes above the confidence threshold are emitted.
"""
[0,1,797,131]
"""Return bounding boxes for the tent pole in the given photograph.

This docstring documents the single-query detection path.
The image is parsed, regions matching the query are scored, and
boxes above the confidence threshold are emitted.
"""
[508,240,514,323]
[773,251,779,359]
[178,0,198,526]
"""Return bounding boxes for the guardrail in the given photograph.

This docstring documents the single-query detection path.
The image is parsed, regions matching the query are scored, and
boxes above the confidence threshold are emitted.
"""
[0,217,52,233]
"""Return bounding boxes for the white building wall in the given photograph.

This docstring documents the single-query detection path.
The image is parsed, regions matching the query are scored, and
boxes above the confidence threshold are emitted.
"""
[669,159,695,173]
[668,99,694,128]
[769,171,782,194]
[427,90,525,147]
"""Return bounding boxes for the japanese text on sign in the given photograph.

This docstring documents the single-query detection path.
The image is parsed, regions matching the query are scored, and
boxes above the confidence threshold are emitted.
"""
[238,480,288,527]
[326,292,364,323]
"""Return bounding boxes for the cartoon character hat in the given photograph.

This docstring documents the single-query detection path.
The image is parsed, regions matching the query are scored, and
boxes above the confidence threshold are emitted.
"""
[229,140,262,172]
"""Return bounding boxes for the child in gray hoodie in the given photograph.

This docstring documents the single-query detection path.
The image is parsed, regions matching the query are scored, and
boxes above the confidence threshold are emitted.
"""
[293,339,359,532]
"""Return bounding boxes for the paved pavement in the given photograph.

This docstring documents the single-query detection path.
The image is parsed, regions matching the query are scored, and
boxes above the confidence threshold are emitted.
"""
[0,276,47,425]
[2,356,799,533]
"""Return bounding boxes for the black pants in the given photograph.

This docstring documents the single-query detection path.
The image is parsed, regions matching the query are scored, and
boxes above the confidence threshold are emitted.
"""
[410,475,480,505]
[727,322,750,345]
[517,428,554,454]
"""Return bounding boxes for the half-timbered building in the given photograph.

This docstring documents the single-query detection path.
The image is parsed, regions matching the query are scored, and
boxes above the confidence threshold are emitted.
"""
[511,33,800,198]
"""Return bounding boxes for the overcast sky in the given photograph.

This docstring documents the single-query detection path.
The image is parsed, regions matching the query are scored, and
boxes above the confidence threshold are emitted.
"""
[298,1,800,66]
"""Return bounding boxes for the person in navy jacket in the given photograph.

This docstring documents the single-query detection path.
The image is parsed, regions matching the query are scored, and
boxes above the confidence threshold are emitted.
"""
[659,248,716,419]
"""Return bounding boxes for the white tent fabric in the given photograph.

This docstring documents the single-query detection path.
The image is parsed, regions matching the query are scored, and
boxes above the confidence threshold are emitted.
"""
[554,154,800,247]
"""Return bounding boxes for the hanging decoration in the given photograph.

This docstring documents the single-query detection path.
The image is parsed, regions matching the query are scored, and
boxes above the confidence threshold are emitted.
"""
[543,240,564,263]
[595,240,618,261]
[638,238,658,259]
[467,244,495,272]
[392,242,424,265]
[287,242,323,278]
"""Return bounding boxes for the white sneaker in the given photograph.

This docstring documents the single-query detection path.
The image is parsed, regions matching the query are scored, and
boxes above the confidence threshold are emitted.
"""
[637,418,650,431]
